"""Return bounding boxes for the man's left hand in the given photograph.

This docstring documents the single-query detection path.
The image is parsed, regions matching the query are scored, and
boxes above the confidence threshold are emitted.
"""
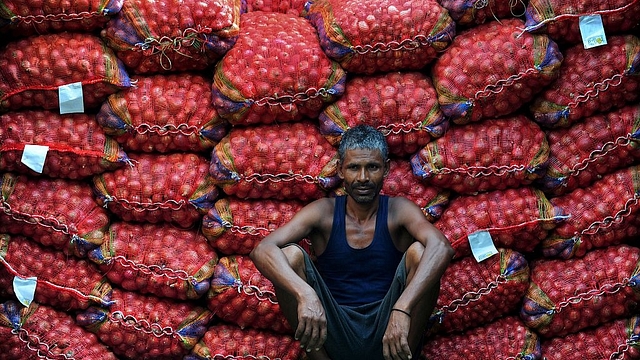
[382,310,413,360]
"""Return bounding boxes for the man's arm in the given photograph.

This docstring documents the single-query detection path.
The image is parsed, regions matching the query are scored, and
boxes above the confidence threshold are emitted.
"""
[383,197,454,360]
[249,198,331,353]
[392,197,454,313]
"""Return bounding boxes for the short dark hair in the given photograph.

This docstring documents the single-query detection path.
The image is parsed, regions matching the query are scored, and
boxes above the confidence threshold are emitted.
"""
[338,125,389,163]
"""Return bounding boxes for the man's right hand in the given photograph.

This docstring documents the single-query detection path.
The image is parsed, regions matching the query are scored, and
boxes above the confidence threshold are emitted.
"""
[295,292,328,353]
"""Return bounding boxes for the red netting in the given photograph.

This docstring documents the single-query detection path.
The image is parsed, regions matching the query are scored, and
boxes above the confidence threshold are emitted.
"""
[542,316,640,360]
[0,32,131,112]
[422,316,542,360]
[97,73,228,153]
[0,0,123,37]
[202,197,306,255]
[76,288,214,359]
[209,121,340,201]
[304,0,455,74]
[438,0,527,27]
[101,0,242,74]
[0,173,110,258]
[432,18,563,124]
[542,165,640,259]
[207,255,291,334]
[0,301,117,360]
[93,152,219,228]
[90,222,218,300]
[383,159,450,222]
[540,104,640,196]
[524,0,640,44]
[0,234,112,310]
[521,244,640,338]
[531,35,640,128]
[318,72,448,157]
[244,0,307,15]
[0,110,129,179]
[212,11,346,126]
[430,248,530,335]
[435,187,563,258]
[411,115,549,194]
[187,324,302,360]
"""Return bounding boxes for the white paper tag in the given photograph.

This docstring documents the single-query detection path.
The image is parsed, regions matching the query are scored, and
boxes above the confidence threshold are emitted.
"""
[13,276,37,307]
[58,82,85,114]
[21,144,49,173]
[468,230,499,262]
[579,14,607,49]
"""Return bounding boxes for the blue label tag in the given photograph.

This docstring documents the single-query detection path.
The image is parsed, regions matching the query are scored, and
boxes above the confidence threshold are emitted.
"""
[13,276,37,307]
[59,82,85,114]
[468,230,499,262]
[21,144,49,173]
[579,15,607,49]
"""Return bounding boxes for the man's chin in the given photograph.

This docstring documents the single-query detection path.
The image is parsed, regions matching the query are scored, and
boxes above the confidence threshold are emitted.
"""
[351,193,377,204]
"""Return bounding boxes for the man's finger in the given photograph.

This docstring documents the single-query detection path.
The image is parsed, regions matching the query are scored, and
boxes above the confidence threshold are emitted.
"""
[305,323,321,352]
[317,323,328,351]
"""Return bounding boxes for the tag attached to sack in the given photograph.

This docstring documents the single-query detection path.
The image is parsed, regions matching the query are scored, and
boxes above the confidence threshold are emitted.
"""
[59,82,85,114]
[468,230,498,262]
[579,15,607,49]
[13,276,37,307]
[21,144,49,173]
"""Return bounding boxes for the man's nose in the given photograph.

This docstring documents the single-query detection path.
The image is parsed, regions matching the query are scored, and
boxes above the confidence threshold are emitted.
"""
[357,168,368,181]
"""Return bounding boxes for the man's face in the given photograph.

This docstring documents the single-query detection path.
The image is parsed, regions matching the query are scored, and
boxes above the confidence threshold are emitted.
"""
[338,148,389,204]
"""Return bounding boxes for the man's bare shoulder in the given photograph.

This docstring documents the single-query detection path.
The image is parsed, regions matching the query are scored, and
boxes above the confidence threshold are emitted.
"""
[387,196,427,222]
[296,197,336,223]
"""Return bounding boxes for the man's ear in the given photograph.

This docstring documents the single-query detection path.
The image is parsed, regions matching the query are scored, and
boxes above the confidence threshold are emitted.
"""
[337,161,345,179]
[383,159,390,177]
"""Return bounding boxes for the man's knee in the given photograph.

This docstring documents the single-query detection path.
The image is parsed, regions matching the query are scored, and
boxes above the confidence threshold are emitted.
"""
[406,241,425,270]
[282,245,307,278]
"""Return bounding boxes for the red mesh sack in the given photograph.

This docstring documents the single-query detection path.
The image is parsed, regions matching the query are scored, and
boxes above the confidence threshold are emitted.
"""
[438,0,526,27]
[0,234,112,310]
[202,197,306,255]
[435,187,563,258]
[542,316,640,360]
[411,115,550,194]
[101,0,242,74]
[207,255,291,334]
[524,0,640,44]
[0,173,110,258]
[422,316,542,360]
[0,110,129,179]
[541,165,640,259]
[245,0,307,15]
[89,222,218,300]
[432,18,563,124]
[76,288,214,359]
[97,73,228,153]
[521,244,640,338]
[0,32,131,113]
[93,152,219,228]
[429,248,530,335]
[186,324,302,360]
[211,11,346,126]
[381,159,451,222]
[539,104,640,196]
[0,0,123,37]
[304,0,455,74]
[531,35,640,128]
[209,121,340,201]
[318,72,448,157]
[0,301,117,360]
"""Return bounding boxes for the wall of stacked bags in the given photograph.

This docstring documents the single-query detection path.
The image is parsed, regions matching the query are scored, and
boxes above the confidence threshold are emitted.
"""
[0,0,639,359]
